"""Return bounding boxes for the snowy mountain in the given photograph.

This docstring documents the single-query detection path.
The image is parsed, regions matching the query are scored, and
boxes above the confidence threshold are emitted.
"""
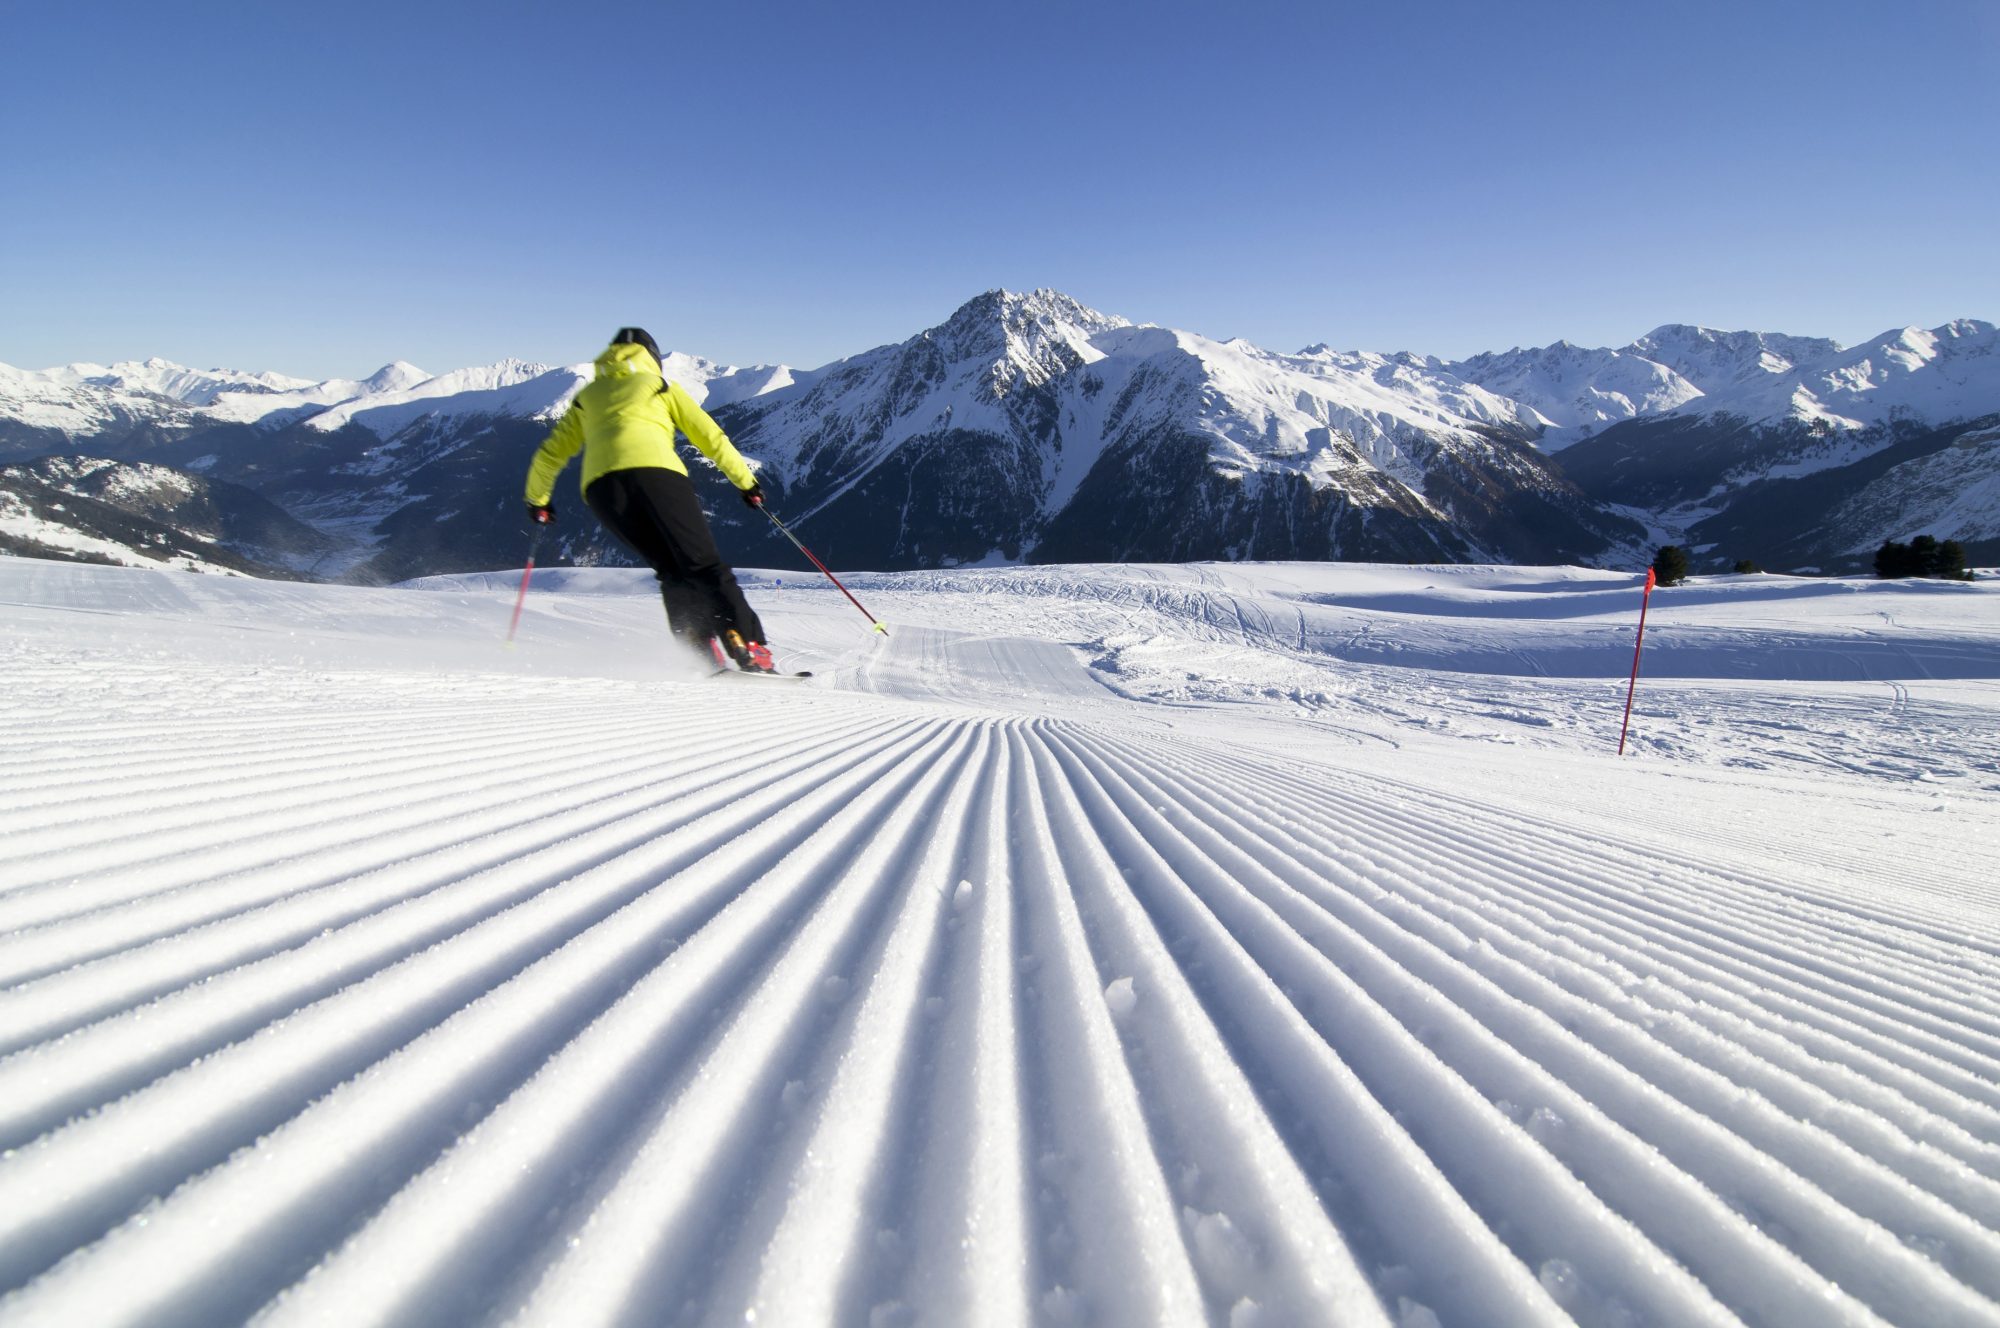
[3,299,1995,580]
[1825,425,2000,555]
[1683,418,2000,572]
[198,361,435,427]
[0,361,203,448]
[715,290,1637,570]
[0,348,801,581]
[0,357,320,415]
[1623,324,1842,397]
[1446,340,1706,451]
[0,456,336,576]
[1444,325,1850,455]
[3,554,1997,1325]
[1677,320,1999,433]
[1,350,793,448]
[0,294,1644,580]
[0,355,438,455]
[1558,320,2000,569]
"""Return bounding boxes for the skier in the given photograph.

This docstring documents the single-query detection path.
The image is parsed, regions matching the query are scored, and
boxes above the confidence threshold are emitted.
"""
[524,327,779,673]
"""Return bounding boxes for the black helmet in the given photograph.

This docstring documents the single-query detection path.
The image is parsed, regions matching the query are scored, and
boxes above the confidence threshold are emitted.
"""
[611,326,662,365]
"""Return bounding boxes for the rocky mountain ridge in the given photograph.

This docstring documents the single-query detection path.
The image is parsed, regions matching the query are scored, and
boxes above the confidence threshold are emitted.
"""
[3,293,1994,579]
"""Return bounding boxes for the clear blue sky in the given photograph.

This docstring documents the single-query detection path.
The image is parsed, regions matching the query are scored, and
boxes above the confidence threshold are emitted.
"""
[4,0,1995,379]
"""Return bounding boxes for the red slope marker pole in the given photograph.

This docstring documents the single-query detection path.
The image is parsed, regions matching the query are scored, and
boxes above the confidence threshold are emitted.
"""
[505,524,548,648]
[761,505,889,637]
[1618,566,1657,755]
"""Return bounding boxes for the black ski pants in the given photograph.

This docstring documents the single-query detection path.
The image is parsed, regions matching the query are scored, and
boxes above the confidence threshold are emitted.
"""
[583,467,766,650]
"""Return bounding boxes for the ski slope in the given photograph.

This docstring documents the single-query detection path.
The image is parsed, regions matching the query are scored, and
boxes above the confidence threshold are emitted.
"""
[2,556,1997,1328]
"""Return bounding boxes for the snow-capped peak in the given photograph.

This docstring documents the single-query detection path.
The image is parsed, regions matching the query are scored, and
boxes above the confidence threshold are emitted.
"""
[1446,341,1703,450]
[35,357,321,406]
[1624,324,1842,395]
[364,362,432,394]
[304,359,572,434]
[1682,318,2000,430]
[923,289,1131,394]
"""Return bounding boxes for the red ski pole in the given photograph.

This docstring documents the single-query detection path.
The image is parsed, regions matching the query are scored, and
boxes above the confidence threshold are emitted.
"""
[760,505,888,637]
[1617,566,1657,755]
[504,523,548,647]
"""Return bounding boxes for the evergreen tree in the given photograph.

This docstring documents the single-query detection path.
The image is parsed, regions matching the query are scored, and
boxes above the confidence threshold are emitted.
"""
[1653,545,1690,587]
[1875,540,1914,578]
[1875,534,1972,580]
[1733,559,1762,574]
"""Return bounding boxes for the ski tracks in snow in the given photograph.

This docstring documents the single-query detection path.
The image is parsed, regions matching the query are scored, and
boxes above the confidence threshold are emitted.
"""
[2,661,1999,1326]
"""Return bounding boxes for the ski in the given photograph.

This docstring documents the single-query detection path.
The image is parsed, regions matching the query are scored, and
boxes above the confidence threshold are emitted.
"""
[709,667,814,681]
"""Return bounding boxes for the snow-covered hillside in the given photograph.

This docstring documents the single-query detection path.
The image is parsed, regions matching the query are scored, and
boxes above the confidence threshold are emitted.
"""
[715,290,1625,570]
[0,456,336,576]
[1446,340,1705,451]
[0,472,243,574]
[1443,325,1845,455]
[1688,320,2000,435]
[1825,426,2000,555]
[0,358,321,436]
[197,361,437,428]
[5,296,1998,579]
[1447,320,1999,460]
[1625,326,1842,399]
[2,555,1996,1326]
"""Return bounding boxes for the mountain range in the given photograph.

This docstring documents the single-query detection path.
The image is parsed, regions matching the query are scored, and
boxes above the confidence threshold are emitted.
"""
[3,292,1995,581]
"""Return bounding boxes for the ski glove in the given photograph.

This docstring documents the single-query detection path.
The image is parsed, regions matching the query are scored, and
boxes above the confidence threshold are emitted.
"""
[740,484,765,510]
[526,502,555,526]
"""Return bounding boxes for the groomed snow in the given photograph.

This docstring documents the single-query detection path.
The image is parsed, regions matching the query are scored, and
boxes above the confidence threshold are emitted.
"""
[1,556,1996,1327]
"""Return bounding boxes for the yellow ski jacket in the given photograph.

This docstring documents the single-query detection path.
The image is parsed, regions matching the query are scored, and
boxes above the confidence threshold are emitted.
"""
[524,341,758,505]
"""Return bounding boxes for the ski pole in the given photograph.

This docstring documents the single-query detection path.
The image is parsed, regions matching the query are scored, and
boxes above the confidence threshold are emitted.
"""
[504,523,547,647]
[759,504,888,636]
[1617,566,1657,755]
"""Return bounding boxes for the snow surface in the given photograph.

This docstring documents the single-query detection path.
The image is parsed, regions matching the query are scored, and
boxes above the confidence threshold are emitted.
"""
[1,556,1998,1327]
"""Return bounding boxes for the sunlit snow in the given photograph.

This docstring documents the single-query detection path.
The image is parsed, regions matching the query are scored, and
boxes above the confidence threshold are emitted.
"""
[0,555,1996,1326]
